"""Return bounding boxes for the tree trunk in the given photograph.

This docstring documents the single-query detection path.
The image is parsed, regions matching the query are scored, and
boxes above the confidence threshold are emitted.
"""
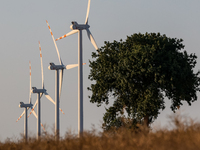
[144,115,149,127]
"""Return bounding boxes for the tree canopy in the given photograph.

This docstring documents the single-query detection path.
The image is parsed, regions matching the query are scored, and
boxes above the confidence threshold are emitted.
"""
[88,33,200,130]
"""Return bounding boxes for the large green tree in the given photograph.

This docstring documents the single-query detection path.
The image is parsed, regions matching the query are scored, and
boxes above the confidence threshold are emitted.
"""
[88,33,200,130]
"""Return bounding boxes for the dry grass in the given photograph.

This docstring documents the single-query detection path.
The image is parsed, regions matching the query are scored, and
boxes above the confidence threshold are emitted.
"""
[1,114,200,150]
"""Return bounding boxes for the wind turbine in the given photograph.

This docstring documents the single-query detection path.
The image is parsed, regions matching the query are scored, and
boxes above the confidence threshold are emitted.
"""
[19,102,32,141]
[46,20,85,140]
[28,41,65,140]
[16,61,32,123]
[55,0,98,137]
[16,61,45,140]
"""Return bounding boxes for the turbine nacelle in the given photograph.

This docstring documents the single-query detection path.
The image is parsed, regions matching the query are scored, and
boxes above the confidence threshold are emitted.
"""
[19,102,33,108]
[70,21,90,30]
[31,87,46,94]
[48,62,65,70]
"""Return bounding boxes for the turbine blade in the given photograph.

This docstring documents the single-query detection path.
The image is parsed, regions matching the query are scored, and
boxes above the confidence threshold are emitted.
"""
[38,41,44,89]
[30,110,45,131]
[59,69,64,101]
[31,109,38,119]
[28,92,43,118]
[29,61,32,106]
[66,63,86,70]
[28,98,38,117]
[28,108,35,118]
[86,28,98,50]
[16,110,25,122]
[44,92,64,114]
[59,108,65,115]
[55,30,78,41]
[40,92,43,98]
[44,92,55,105]
[85,0,91,24]
[41,123,46,131]
[46,20,63,65]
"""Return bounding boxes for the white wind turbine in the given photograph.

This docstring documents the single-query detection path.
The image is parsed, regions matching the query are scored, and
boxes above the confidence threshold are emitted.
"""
[55,0,98,137]
[16,61,45,140]
[46,20,85,140]
[28,41,65,140]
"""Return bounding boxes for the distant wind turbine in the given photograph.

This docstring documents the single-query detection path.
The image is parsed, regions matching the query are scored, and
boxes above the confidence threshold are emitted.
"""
[55,0,98,137]
[19,102,33,141]
[46,20,85,140]
[28,41,65,139]
[16,61,32,123]
[16,61,45,140]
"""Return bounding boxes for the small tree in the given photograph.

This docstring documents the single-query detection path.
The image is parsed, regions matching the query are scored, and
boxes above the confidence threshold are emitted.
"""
[88,33,200,130]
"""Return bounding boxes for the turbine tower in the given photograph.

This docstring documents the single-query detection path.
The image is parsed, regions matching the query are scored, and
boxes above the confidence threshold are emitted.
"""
[46,20,85,140]
[28,41,64,139]
[19,102,33,141]
[55,0,98,137]
[16,61,33,141]
[31,87,46,139]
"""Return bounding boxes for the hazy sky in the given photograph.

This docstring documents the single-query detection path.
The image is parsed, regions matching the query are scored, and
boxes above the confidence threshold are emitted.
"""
[1,0,200,141]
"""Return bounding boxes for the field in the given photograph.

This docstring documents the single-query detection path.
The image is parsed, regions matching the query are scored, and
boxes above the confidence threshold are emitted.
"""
[1,114,200,150]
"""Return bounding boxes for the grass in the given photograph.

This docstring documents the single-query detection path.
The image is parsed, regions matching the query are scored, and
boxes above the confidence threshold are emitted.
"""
[1,114,200,150]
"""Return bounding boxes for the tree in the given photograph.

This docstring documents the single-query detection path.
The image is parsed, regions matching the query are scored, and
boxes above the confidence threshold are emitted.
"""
[88,33,200,130]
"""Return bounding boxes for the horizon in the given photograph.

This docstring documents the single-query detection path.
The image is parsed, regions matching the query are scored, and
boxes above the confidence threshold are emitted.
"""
[0,0,200,141]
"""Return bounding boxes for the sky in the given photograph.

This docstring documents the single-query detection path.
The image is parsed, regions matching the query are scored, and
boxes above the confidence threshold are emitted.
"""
[1,0,200,141]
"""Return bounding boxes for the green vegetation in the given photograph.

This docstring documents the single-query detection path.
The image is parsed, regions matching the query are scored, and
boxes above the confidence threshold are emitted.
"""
[88,33,200,130]
[1,114,200,150]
